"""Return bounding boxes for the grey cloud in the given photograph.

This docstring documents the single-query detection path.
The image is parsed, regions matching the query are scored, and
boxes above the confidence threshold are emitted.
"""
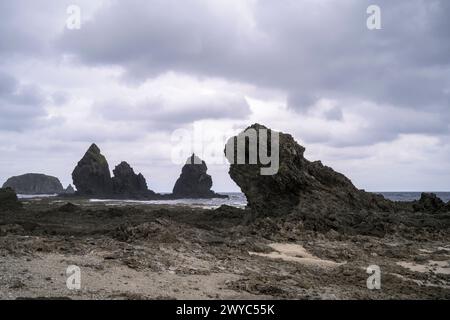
[57,0,450,146]
[0,72,47,131]
[96,92,251,130]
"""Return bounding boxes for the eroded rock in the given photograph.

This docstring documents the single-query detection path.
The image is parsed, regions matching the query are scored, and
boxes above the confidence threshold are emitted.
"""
[172,154,225,198]
[2,173,64,195]
[225,124,393,217]
[0,187,21,210]
[413,193,446,213]
[112,161,154,198]
[72,144,113,197]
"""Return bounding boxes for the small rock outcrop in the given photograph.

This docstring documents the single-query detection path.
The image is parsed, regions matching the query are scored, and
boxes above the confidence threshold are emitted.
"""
[2,173,64,195]
[172,154,226,198]
[413,193,446,213]
[0,187,21,210]
[112,162,154,198]
[72,144,113,197]
[63,185,75,195]
[225,124,393,217]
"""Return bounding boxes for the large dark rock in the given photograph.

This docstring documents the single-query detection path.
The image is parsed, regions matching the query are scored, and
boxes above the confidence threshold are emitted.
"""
[413,193,446,213]
[2,173,64,195]
[72,144,113,197]
[225,124,393,217]
[172,154,225,198]
[112,161,154,198]
[0,187,21,210]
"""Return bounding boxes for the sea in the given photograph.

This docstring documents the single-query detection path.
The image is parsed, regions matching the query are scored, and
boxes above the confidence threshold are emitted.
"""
[17,192,450,209]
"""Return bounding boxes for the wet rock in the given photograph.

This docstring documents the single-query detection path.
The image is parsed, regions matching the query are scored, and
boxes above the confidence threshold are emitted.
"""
[225,124,393,217]
[72,144,113,197]
[2,173,64,194]
[112,162,155,198]
[0,187,22,210]
[413,193,446,213]
[172,154,226,198]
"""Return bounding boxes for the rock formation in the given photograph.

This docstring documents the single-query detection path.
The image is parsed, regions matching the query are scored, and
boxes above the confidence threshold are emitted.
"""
[413,193,446,213]
[72,144,113,197]
[172,154,226,198]
[225,124,393,217]
[2,173,64,194]
[0,187,21,210]
[63,184,75,195]
[112,161,154,198]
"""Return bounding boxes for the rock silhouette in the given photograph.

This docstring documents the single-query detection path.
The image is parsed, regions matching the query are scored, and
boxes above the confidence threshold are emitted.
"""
[72,144,113,197]
[112,161,154,198]
[2,173,64,195]
[0,187,21,210]
[413,193,446,213]
[172,154,225,198]
[63,185,75,195]
[226,124,393,217]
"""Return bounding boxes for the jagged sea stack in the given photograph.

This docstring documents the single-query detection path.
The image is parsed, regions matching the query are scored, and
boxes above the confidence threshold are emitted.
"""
[172,154,226,198]
[2,173,64,194]
[225,124,393,217]
[72,144,113,197]
[112,161,154,198]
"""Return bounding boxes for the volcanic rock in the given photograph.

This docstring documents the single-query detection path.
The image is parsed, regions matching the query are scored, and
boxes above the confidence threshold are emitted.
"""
[0,187,21,210]
[72,144,113,197]
[2,173,64,195]
[413,193,446,213]
[63,184,75,195]
[225,124,393,217]
[112,161,154,198]
[172,154,226,198]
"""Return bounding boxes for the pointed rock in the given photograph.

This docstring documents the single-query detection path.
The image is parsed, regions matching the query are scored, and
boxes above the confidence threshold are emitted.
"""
[72,144,113,196]
[64,184,75,195]
[172,154,225,198]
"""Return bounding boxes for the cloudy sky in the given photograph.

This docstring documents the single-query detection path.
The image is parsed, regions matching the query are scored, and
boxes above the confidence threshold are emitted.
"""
[1,0,449,192]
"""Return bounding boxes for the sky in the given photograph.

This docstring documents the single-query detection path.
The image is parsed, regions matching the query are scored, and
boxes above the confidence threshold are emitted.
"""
[0,0,449,192]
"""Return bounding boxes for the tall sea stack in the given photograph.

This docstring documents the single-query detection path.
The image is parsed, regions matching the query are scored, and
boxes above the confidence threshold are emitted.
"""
[72,144,113,197]
[112,161,154,198]
[172,154,225,198]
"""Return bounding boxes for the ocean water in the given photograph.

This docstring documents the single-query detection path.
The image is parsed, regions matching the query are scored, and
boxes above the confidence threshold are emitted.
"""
[376,192,450,203]
[17,192,450,209]
[88,193,247,209]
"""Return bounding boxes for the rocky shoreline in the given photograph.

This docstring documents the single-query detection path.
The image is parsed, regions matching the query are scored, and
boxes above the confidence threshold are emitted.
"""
[0,124,449,299]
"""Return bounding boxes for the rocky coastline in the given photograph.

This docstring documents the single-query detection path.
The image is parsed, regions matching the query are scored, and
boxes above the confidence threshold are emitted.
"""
[0,124,449,300]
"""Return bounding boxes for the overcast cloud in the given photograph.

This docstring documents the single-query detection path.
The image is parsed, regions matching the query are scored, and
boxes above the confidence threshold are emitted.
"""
[0,0,449,192]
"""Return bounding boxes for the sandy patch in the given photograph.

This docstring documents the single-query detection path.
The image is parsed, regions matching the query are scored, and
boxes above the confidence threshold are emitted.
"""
[396,260,450,275]
[249,243,343,268]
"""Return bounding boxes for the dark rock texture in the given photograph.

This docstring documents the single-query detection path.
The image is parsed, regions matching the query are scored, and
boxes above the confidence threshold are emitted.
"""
[63,185,75,195]
[2,173,64,195]
[112,162,154,198]
[72,144,113,197]
[172,154,226,198]
[413,193,446,213]
[225,124,394,217]
[0,187,21,210]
